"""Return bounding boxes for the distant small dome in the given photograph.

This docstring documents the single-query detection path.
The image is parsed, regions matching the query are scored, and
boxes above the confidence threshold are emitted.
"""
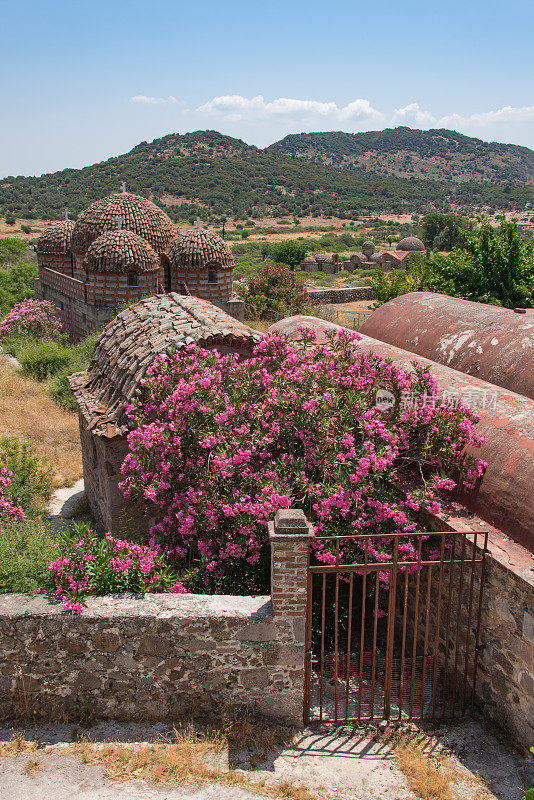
[362,240,375,255]
[397,236,425,252]
[83,230,160,273]
[71,192,174,255]
[313,253,330,264]
[36,219,75,254]
[302,255,316,264]
[167,227,235,271]
[369,253,382,262]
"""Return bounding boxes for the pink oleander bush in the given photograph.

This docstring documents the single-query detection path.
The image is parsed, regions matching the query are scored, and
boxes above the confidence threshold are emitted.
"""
[0,298,63,341]
[120,328,487,595]
[236,261,311,319]
[0,467,25,522]
[39,524,187,613]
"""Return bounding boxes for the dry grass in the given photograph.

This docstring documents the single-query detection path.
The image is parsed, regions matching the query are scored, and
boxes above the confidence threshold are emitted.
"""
[0,358,82,486]
[395,741,455,800]
[0,732,38,758]
[71,728,321,800]
[23,757,42,776]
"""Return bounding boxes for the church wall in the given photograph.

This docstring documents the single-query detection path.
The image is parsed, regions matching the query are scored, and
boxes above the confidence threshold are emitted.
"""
[85,270,158,306]
[36,253,73,276]
[172,269,233,302]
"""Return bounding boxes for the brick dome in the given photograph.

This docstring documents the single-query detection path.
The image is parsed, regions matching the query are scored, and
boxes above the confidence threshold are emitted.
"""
[36,219,75,254]
[83,230,160,274]
[167,227,235,271]
[397,236,425,252]
[313,253,330,264]
[71,192,175,255]
[362,240,375,254]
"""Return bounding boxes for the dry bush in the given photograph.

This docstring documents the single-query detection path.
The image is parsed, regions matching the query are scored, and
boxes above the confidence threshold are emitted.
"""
[0,359,82,486]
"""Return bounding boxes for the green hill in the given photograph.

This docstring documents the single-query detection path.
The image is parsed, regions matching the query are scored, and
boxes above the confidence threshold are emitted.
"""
[1,128,532,222]
[267,127,534,184]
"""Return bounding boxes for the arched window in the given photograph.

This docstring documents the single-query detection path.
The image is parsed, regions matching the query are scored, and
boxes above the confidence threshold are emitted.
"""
[127,271,139,287]
[208,268,218,284]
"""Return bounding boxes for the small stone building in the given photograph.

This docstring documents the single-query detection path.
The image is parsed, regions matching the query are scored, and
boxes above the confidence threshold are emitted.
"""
[69,294,260,535]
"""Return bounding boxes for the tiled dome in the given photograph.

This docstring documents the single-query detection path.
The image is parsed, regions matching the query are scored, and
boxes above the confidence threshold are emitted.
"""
[167,227,235,271]
[83,230,160,273]
[313,253,330,264]
[36,219,75,254]
[71,192,175,255]
[397,236,425,252]
[302,255,317,264]
[362,240,375,254]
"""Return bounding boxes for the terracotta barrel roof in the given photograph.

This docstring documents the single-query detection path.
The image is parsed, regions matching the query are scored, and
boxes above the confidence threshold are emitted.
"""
[83,230,160,273]
[35,219,75,254]
[71,192,175,255]
[69,294,260,437]
[167,227,235,271]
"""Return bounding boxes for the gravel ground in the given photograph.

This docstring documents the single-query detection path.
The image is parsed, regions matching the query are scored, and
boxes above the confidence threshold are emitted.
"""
[0,717,531,800]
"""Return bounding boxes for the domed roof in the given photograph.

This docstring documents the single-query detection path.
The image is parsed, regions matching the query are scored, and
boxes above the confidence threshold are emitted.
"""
[71,192,174,255]
[313,253,331,263]
[36,219,75,254]
[302,255,317,264]
[369,253,382,262]
[167,226,235,271]
[397,236,425,252]
[84,230,160,273]
[362,240,375,253]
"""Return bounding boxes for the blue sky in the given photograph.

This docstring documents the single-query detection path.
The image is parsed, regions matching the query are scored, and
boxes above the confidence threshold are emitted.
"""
[1,0,533,178]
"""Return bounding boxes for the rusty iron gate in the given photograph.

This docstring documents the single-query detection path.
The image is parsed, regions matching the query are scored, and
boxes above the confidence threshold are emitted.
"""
[304,529,488,725]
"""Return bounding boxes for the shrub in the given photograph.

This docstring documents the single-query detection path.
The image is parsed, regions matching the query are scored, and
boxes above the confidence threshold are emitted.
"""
[0,517,58,593]
[0,298,63,341]
[20,339,73,381]
[49,333,99,409]
[40,524,187,612]
[0,436,53,517]
[0,467,25,522]
[0,260,38,318]
[237,261,311,319]
[270,241,307,269]
[120,330,486,594]
[20,224,32,235]
[0,238,26,266]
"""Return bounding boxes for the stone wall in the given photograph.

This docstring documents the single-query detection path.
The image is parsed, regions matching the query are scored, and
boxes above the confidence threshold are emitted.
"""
[173,268,233,302]
[401,510,534,751]
[35,275,116,342]
[307,286,375,304]
[0,510,311,726]
[0,594,304,725]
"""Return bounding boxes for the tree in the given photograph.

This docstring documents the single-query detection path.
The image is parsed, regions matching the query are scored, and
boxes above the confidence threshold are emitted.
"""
[421,212,471,251]
[371,217,534,309]
[269,241,307,269]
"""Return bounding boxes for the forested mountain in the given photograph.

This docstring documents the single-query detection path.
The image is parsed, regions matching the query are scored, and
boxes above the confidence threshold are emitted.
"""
[267,127,534,184]
[1,129,532,222]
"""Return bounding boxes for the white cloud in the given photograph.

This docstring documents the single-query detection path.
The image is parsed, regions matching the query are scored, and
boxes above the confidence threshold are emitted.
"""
[392,102,534,131]
[392,102,437,126]
[195,94,384,123]
[129,95,177,105]
[440,105,534,127]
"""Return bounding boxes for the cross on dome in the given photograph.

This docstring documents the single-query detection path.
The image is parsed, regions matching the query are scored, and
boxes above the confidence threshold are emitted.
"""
[120,182,126,194]
[194,217,202,228]
[64,210,70,220]
[116,216,123,230]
